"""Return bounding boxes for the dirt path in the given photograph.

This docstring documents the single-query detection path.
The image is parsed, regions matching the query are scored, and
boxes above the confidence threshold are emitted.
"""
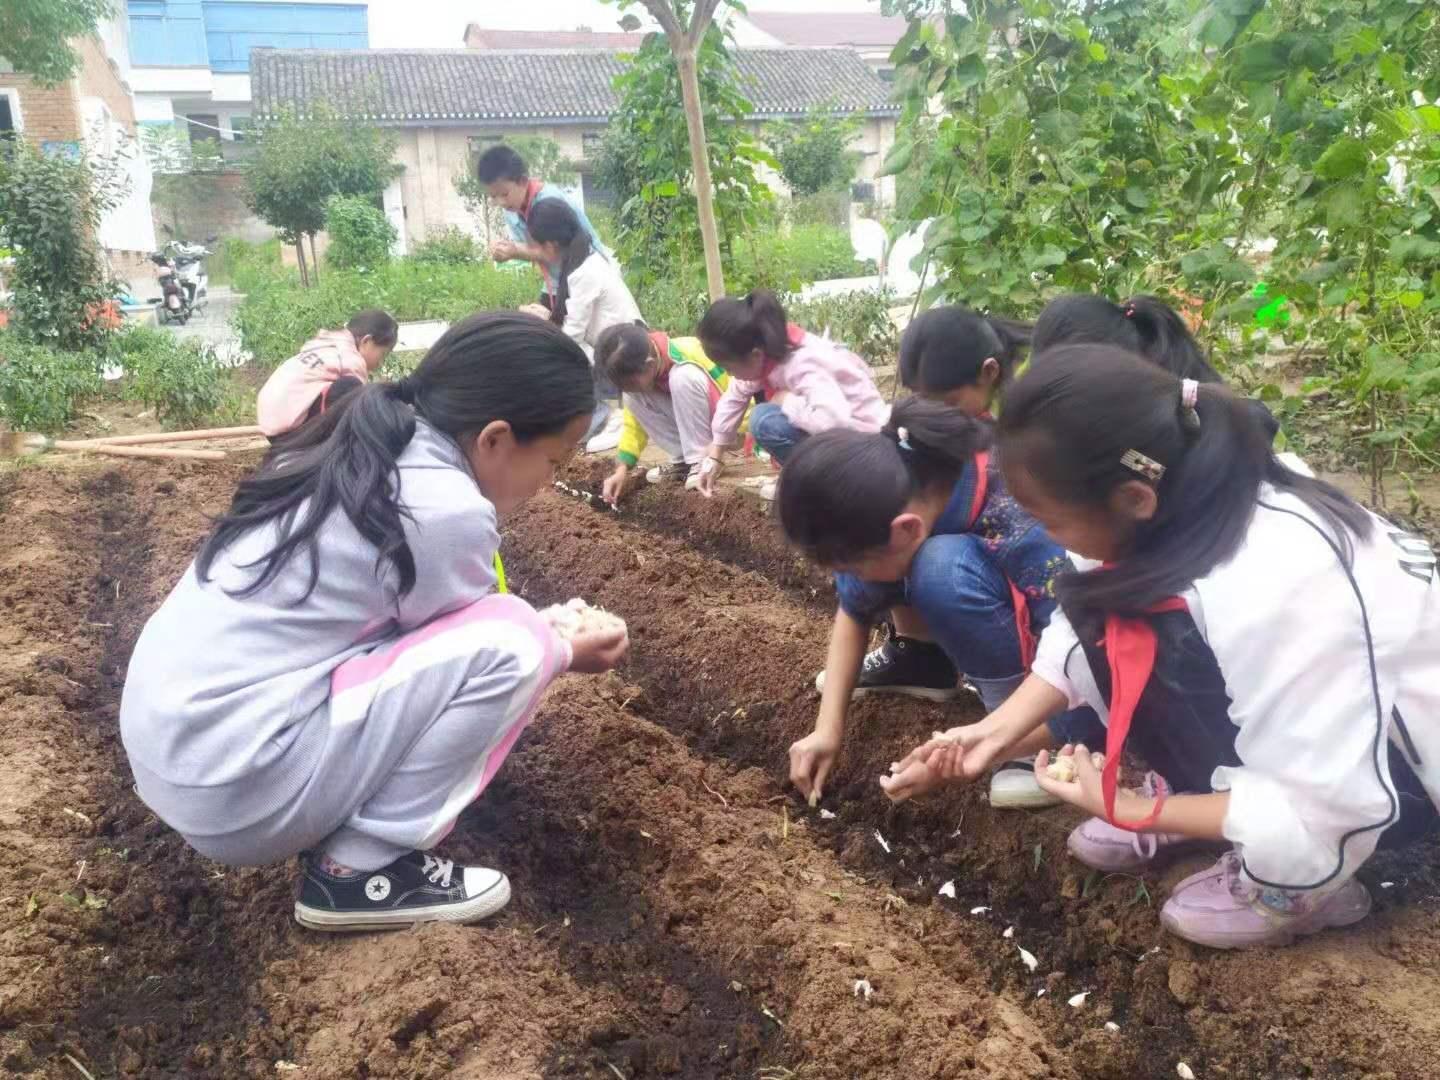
[0,459,1436,1079]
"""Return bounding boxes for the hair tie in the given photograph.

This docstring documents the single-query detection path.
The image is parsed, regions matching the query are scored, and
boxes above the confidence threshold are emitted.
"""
[1179,378,1201,433]
[892,426,914,452]
[1123,304,1136,319]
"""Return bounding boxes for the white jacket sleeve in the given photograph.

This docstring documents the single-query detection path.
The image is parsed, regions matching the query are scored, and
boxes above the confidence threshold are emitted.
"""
[1202,502,1405,891]
[1030,606,1085,709]
[561,260,603,360]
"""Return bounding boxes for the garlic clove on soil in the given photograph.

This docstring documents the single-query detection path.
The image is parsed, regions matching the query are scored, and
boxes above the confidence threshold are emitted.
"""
[1104,1021,1120,1033]
[853,978,874,1001]
[1002,925,1015,939]
[1176,1065,1196,1080]
[1018,947,1039,972]
[938,880,956,899]
[1068,991,1088,1008]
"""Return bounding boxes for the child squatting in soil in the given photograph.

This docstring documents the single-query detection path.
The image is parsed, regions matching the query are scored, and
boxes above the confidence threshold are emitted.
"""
[694,289,887,502]
[839,304,1102,810]
[776,396,1103,807]
[120,313,630,932]
[884,346,1440,949]
[523,197,640,455]
[255,309,399,439]
[595,323,737,503]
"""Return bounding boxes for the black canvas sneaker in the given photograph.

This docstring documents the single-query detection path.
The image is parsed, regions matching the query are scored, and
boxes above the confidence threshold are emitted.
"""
[644,460,691,484]
[294,851,511,932]
[814,636,960,701]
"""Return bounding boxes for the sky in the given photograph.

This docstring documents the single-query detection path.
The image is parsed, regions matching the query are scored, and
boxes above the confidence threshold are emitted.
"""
[368,0,888,48]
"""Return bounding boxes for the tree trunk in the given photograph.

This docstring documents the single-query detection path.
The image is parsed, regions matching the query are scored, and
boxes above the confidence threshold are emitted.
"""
[295,238,310,287]
[675,48,726,302]
[309,233,322,283]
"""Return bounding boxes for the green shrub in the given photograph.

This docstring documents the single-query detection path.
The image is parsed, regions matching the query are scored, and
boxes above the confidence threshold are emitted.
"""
[0,331,104,432]
[411,227,482,265]
[235,258,539,367]
[789,190,850,229]
[111,325,225,428]
[732,224,865,294]
[325,196,396,272]
[785,288,898,365]
[224,237,291,294]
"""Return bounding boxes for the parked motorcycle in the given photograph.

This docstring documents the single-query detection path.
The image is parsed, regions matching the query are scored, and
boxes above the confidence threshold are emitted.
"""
[149,239,212,325]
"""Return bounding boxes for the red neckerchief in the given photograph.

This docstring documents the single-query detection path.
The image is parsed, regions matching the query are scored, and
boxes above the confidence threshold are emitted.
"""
[649,331,673,392]
[1100,596,1188,830]
[518,178,544,220]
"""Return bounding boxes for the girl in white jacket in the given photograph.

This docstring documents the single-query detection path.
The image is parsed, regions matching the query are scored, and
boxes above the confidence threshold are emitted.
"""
[883,345,1438,950]
[527,198,641,454]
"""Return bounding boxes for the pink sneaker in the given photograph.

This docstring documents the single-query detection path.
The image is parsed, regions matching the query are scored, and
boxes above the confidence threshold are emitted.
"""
[1065,773,1201,872]
[1159,851,1373,949]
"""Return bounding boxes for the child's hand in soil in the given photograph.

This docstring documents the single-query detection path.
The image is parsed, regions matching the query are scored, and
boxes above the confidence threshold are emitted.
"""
[897,723,1001,784]
[1034,745,1108,815]
[568,625,629,674]
[789,728,841,805]
[602,465,629,507]
[879,755,945,802]
[695,455,723,499]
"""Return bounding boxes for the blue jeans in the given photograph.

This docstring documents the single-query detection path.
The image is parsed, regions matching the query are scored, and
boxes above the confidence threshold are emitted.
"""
[748,402,807,463]
[838,532,1105,745]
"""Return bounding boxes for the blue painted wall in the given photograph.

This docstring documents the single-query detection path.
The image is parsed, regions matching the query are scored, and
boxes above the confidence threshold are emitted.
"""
[128,1,368,71]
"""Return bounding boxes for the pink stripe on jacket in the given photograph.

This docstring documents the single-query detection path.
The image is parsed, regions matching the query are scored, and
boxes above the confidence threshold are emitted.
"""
[710,326,887,446]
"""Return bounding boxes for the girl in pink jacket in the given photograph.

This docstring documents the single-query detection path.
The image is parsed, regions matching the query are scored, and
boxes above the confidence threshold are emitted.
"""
[695,289,887,498]
[256,310,399,437]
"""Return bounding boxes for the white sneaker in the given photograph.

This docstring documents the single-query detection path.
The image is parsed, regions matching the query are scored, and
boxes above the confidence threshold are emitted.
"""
[988,756,1064,809]
[585,410,624,454]
[645,461,690,485]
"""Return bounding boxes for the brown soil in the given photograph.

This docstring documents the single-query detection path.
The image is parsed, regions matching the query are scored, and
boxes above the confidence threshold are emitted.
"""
[0,456,1436,1080]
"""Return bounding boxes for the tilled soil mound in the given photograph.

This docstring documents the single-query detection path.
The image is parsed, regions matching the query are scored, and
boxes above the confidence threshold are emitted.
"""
[0,460,1435,1079]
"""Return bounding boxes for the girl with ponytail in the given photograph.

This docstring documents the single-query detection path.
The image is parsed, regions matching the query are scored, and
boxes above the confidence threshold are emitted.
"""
[526,197,642,453]
[886,346,1439,950]
[776,396,1102,808]
[695,288,887,499]
[898,304,1032,414]
[121,313,630,932]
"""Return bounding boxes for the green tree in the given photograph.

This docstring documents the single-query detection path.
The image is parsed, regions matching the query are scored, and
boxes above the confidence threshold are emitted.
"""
[767,107,863,196]
[0,140,122,351]
[243,107,402,286]
[0,0,112,85]
[593,19,775,295]
[325,195,396,271]
[453,134,580,247]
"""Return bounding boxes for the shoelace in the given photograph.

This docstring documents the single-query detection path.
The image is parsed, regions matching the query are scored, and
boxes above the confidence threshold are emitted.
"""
[861,644,895,673]
[422,854,455,888]
[1128,772,1170,860]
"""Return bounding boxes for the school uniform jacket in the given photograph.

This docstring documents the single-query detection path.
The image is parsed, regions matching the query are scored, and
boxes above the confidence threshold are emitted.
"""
[615,333,732,468]
[1032,485,1439,892]
[560,251,642,360]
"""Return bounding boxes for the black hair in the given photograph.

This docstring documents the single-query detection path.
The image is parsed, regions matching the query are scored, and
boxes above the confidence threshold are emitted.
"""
[595,322,655,386]
[526,198,593,327]
[199,312,594,602]
[476,144,527,185]
[777,396,991,565]
[999,345,1371,635]
[899,305,1032,396]
[347,308,399,348]
[697,288,795,367]
[1033,294,1222,383]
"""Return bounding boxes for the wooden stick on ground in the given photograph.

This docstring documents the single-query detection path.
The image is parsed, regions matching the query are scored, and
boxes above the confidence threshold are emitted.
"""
[52,425,262,448]
[49,442,227,461]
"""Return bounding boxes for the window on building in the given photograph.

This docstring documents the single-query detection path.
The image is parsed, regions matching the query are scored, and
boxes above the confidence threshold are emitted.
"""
[186,113,221,143]
[228,115,252,142]
[582,132,603,159]
[0,92,18,142]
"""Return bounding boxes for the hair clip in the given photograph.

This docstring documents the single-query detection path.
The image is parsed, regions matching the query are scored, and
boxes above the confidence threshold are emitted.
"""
[895,426,913,451]
[1120,448,1165,482]
[1123,304,1136,319]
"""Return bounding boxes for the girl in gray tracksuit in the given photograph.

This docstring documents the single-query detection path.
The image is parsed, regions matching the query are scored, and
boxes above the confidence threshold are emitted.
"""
[120,312,629,932]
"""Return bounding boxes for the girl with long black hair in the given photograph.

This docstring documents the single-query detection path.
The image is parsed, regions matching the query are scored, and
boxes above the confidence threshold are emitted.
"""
[121,313,629,931]
[526,197,642,453]
[885,347,1439,949]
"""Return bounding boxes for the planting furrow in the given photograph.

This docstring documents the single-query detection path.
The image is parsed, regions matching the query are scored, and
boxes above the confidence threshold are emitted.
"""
[462,675,1073,1080]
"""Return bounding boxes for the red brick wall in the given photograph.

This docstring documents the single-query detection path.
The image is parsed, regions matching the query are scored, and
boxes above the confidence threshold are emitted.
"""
[75,35,136,131]
[0,72,82,144]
